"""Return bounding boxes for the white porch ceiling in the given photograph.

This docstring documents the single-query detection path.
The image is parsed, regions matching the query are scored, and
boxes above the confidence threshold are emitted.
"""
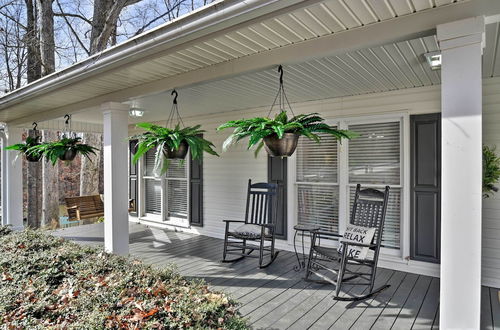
[124,35,443,124]
[0,0,475,125]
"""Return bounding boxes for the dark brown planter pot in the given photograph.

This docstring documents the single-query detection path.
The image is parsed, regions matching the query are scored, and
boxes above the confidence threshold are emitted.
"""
[163,140,189,159]
[263,132,300,157]
[26,153,42,162]
[59,149,77,161]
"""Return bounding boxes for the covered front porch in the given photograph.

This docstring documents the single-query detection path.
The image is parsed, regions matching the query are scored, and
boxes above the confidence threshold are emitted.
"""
[2,0,500,328]
[54,222,500,329]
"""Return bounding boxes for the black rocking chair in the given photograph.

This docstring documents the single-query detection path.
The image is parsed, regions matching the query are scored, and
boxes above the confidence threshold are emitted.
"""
[305,184,390,301]
[222,179,279,268]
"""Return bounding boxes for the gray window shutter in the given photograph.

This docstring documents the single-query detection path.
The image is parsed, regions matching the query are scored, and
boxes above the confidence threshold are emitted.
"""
[410,113,441,263]
[268,156,287,239]
[189,138,203,227]
[129,140,138,215]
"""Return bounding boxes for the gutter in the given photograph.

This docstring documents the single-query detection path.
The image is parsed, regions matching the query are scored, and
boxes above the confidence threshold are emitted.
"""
[0,0,310,110]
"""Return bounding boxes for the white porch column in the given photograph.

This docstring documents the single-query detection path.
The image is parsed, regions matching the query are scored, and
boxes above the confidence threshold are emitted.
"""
[102,102,129,255]
[1,126,24,229]
[437,17,484,330]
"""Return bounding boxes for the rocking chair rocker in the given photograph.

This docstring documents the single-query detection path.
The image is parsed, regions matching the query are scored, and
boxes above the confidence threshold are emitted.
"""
[222,179,279,268]
[305,184,390,301]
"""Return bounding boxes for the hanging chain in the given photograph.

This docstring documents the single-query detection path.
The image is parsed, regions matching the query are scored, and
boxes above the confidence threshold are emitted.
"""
[267,65,296,118]
[63,114,73,138]
[166,89,185,128]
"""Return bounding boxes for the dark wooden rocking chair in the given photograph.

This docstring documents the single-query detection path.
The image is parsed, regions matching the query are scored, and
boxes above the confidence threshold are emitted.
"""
[305,184,390,301]
[222,179,279,268]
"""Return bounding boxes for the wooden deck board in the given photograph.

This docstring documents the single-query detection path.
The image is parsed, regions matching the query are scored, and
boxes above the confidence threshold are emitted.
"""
[412,277,440,330]
[53,223,499,330]
[491,287,500,330]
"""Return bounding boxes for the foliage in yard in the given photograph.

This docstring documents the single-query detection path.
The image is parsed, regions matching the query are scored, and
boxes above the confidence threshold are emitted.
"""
[0,227,247,329]
[483,145,500,198]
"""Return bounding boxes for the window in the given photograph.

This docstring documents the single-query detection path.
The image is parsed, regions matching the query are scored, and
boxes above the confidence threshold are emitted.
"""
[141,149,189,221]
[144,150,162,215]
[166,160,188,219]
[295,118,403,249]
[296,132,339,233]
[348,122,401,249]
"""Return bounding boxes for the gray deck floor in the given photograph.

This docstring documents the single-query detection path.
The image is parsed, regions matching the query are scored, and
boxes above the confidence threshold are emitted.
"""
[54,223,500,330]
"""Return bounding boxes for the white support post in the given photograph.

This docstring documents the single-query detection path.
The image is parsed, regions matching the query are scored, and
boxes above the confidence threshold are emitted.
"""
[437,16,485,330]
[102,102,129,255]
[1,127,24,229]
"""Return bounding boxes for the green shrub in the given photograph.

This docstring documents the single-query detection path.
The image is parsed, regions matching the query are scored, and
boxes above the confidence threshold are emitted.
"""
[0,228,247,329]
[483,145,500,198]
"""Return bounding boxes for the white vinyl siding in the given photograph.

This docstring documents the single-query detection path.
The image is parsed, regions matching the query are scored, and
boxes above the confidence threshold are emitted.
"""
[348,122,402,249]
[296,133,339,232]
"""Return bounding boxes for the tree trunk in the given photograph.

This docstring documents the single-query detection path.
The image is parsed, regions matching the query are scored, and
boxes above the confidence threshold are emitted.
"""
[27,129,42,227]
[25,0,41,82]
[80,132,101,195]
[90,0,140,54]
[89,0,113,54]
[36,0,55,76]
[42,130,59,228]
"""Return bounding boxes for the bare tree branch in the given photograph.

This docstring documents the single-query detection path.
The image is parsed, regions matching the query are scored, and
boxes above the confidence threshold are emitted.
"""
[55,0,90,55]
[133,0,182,37]
[53,11,92,25]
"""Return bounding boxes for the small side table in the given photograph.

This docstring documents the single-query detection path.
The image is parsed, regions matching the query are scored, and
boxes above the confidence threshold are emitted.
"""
[293,224,320,271]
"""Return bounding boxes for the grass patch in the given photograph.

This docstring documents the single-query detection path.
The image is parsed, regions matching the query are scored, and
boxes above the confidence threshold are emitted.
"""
[0,226,247,329]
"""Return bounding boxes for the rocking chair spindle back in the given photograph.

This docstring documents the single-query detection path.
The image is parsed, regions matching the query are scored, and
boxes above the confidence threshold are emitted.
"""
[222,180,280,268]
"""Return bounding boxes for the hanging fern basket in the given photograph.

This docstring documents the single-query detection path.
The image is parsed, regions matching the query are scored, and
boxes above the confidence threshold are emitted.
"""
[59,148,78,161]
[263,133,300,157]
[26,153,42,162]
[163,140,189,159]
[218,65,357,158]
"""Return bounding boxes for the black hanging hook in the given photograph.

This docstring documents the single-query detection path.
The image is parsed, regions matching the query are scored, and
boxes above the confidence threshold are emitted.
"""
[64,114,71,125]
[278,65,283,85]
[32,122,38,131]
[171,89,178,105]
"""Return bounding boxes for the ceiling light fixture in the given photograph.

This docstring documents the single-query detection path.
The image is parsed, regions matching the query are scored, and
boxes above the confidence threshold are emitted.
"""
[129,108,145,118]
[424,51,442,70]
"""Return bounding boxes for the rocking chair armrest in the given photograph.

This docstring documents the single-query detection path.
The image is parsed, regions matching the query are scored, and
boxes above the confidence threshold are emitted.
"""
[313,230,342,238]
[260,223,275,228]
[339,241,378,248]
[222,219,246,223]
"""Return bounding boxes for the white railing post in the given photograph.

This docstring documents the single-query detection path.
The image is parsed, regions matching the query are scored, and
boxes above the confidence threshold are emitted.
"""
[437,16,485,330]
[0,126,24,230]
[102,102,130,255]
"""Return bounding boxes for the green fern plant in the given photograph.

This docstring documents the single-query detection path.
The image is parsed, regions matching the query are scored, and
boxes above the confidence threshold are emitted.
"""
[29,136,99,165]
[483,145,500,198]
[5,136,43,161]
[217,111,357,156]
[129,123,218,174]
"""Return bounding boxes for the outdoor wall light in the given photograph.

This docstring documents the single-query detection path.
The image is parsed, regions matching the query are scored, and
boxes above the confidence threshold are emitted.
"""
[129,108,145,118]
[424,51,442,70]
